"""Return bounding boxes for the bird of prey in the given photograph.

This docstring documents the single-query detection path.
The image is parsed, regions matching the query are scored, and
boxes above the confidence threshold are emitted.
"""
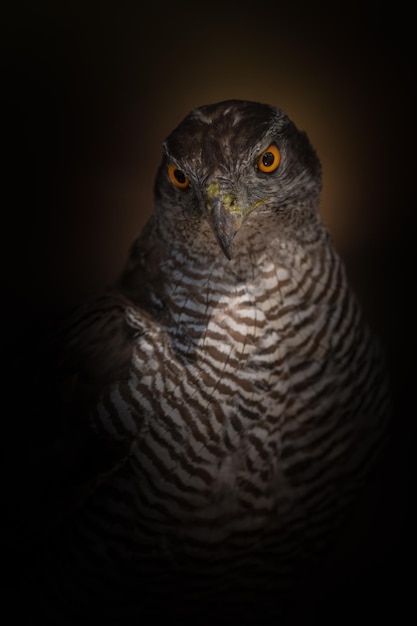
[3,100,390,625]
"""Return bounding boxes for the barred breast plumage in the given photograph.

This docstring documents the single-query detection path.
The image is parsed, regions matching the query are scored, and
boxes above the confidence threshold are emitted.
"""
[5,100,390,625]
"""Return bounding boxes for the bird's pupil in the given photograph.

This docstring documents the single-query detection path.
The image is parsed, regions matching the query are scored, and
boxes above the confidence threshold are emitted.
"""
[262,152,275,167]
[174,169,186,183]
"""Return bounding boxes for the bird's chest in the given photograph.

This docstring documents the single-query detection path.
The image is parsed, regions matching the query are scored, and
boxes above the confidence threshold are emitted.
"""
[113,259,352,546]
[128,282,306,531]
[162,261,318,409]
[166,279,288,408]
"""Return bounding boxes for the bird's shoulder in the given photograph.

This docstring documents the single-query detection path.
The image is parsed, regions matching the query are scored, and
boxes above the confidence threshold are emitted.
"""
[2,289,155,543]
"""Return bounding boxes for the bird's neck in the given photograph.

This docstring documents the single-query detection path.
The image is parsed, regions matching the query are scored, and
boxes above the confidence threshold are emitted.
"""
[153,234,345,362]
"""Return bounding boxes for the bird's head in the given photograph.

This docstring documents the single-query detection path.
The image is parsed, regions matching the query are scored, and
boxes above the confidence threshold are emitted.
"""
[153,100,322,260]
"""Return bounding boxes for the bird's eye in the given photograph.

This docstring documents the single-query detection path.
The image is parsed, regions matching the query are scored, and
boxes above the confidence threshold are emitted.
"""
[257,145,281,173]
[168,164,190,189]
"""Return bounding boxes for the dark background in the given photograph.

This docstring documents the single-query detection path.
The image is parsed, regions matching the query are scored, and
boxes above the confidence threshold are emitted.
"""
[2,0,416,621]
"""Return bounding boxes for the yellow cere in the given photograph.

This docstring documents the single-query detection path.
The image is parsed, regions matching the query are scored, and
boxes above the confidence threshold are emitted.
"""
[206,182,268,217]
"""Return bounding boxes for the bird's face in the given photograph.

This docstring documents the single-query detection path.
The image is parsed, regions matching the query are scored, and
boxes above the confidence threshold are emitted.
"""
[154,100,322,259]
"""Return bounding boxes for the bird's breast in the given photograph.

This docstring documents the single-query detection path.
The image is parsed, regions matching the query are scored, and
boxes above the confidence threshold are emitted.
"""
[92,248,388,555]
[110,269,330,531]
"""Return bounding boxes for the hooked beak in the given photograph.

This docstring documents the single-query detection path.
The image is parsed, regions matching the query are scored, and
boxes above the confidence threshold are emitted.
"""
[205,183,243,260]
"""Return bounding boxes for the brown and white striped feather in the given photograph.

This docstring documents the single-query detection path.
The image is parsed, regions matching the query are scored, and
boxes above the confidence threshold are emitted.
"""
[42,222,389,621]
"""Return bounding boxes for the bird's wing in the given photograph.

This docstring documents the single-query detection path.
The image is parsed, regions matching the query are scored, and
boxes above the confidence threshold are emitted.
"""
[2,290,147,545]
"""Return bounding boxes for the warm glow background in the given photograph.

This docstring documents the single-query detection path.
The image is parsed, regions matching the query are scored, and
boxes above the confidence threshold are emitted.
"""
[1,0,416,613]
[3,2,415,329]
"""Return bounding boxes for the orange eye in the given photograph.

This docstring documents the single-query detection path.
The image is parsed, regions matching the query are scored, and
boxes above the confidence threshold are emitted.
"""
[257,145,280,173]
[168,164,190,189]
